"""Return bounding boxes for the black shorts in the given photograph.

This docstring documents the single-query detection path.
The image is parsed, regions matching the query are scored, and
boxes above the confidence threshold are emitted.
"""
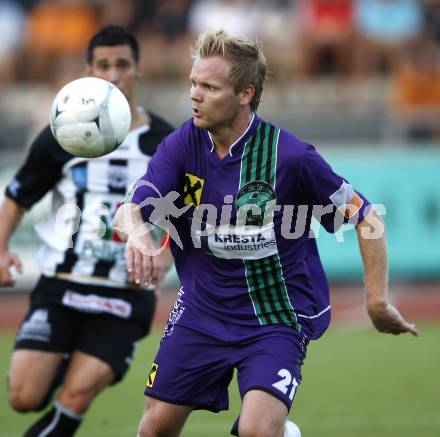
[14,276,156,383]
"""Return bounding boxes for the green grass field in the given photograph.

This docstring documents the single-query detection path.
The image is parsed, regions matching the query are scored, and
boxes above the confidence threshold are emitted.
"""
[1,323,439,437]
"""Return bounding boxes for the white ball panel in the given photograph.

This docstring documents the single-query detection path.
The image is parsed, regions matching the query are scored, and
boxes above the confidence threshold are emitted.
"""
[107,86,131,143]
[49,77,131,158]
[56,122,106,158]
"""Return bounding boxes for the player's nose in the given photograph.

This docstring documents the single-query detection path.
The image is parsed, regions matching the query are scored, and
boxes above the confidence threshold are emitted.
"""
[105,67,121,85]
[190,84,202,102]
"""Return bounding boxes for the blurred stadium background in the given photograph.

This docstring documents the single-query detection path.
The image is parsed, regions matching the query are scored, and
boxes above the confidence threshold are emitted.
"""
[0,0,439,436]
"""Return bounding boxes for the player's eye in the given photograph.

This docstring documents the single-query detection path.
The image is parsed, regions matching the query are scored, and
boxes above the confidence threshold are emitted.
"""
[96,63,109,71]
[117,60,131,69]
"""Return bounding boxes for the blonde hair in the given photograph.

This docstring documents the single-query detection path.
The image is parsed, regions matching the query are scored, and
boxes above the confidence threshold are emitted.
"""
[191,30,267,112]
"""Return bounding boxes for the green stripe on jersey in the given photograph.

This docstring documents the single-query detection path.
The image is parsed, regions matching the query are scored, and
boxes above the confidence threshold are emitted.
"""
[239,122,299,329]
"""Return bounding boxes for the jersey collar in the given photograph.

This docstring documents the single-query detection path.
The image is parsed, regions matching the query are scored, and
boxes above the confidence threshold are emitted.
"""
[207,113,259,157]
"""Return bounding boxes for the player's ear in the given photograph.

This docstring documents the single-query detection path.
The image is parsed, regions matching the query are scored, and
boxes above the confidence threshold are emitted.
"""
[239,84,255,107]
[85,64,92,76]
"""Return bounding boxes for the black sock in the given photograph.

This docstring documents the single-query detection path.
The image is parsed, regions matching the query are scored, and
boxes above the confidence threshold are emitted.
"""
[23,401,84,437]
[230,416,240,436]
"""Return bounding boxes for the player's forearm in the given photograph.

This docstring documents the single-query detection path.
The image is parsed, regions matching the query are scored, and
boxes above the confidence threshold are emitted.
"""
[357,210,419,336]
[113,202,145,242]
[0,198,26,252]
[356,211,389,309]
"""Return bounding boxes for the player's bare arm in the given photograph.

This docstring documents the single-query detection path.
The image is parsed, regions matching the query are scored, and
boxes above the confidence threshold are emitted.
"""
[356,209,419,337]
[113,202,163,288]
[0,198,25,287]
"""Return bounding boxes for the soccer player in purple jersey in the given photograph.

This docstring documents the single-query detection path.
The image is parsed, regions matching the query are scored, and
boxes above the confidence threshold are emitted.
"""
[115,30,419,437]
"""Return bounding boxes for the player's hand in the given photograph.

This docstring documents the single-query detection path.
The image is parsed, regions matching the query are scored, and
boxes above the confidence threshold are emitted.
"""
[125,232,163,288]
[366,300,419,336]
[0,250,23,287]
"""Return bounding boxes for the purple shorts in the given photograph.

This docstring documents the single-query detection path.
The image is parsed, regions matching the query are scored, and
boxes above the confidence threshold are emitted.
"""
[144,324,309,412]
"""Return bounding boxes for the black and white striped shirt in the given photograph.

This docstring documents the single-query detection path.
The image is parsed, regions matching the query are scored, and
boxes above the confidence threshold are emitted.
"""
[6,111,174,289]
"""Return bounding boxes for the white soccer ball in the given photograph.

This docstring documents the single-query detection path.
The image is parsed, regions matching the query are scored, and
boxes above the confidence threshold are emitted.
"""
[50,77,131,158]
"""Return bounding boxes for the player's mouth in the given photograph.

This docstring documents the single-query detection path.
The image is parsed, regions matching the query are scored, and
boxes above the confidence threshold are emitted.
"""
[192,107,203,118]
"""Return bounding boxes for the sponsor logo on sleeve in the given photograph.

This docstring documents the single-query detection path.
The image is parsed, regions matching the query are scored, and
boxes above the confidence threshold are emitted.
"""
[330,182,364,219]
[7,178,21,197]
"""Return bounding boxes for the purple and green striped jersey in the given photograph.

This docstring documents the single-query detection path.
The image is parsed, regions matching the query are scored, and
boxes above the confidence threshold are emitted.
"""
[132,115,371,339]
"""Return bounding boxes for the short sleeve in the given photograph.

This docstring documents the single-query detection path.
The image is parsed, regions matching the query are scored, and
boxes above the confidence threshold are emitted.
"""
[131,129,186,223]
[297,144,371,233]
[5,126,63,209]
